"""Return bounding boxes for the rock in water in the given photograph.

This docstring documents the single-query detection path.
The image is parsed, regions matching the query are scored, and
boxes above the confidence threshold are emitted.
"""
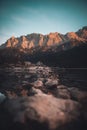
[5,91,81,130]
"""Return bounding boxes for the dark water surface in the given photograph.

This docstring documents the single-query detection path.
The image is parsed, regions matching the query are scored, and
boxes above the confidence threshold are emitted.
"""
[0,67,87,91]
[0,67,87,130]
[53,68,87,90]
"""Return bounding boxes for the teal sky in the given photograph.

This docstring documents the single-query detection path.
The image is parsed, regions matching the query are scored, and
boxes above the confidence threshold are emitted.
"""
[0,0,87,44]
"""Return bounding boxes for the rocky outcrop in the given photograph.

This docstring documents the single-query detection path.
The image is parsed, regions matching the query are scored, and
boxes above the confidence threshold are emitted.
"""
[5,93,81,130]
[6,36,18,47]
[0,26,87,49]
[46,32,63,46]
[77,26,87,39]
[66,32,79,40]
[0,63,87,130]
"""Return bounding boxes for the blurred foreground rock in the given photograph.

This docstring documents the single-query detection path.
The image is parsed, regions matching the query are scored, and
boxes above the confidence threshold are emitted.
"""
[0,63,87,130]
[1,90,81,130]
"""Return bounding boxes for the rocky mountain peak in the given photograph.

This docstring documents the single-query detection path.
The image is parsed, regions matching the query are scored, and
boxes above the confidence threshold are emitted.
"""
[20,36,29,49]
[66,32,79,40]
[48,32,58,38]
[0,26,87,49]
[10,36,15,40]
[6,36,18,47]
[82,26,87,31]
[46,32,63,46]
[21,36,27,41]
[77,26,87,39]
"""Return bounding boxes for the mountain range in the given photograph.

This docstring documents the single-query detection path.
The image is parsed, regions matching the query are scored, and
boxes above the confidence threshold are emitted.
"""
[0,26,87,49]
[0,26,87,67]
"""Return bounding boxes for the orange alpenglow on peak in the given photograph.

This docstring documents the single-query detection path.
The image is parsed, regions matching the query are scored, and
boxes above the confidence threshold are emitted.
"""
[66,32,79,39]
[1,26,87,49]
[6,36,18,47]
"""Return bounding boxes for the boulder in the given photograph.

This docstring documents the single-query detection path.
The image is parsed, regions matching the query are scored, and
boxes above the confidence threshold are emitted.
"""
[57,88,71,99]
[57,85,68,89]
[33,80,43,88]
[68,87,87,102]
[45,79,59,89]
[5,91,81,130]
[68,87,87,121]
[56,85,71,99]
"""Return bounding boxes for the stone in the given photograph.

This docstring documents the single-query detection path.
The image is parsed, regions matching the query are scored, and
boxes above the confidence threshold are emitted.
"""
[45,78,58,88]
[56,85,71,99]
[5,92,81,130]
[68,87,87,121]
[68,87,87,102]
[57,85,68,89]
[33,80,43,88]
[57,88,71,99]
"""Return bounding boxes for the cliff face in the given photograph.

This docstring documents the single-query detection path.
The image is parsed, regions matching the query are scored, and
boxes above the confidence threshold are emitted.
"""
[4,33,65,49]
[1,26,87,49]
[76,26,87,39]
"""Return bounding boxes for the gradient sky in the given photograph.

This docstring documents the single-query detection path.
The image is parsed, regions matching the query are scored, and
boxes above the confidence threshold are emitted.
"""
[0,0,87,44]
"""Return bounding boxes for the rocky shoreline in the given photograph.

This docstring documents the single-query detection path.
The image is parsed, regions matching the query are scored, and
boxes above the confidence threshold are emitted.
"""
[0,63,87,130]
